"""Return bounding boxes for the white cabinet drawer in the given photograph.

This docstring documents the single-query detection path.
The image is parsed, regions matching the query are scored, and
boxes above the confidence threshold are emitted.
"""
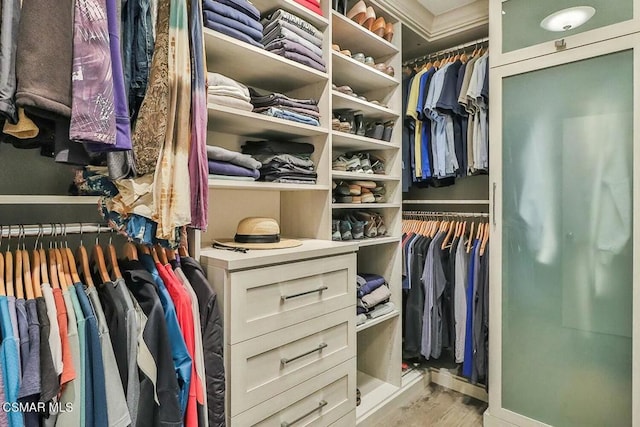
[328,410,355,426]
[232,358,356,426]
[230,307,356,416]
[229,254,356,343]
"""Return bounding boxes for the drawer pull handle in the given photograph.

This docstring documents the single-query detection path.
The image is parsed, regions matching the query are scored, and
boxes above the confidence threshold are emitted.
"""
[281,343,328,366]
[280,400,328,427]
[281,286,328,301]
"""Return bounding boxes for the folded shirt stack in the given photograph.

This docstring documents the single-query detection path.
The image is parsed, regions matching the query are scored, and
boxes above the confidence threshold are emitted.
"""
[356,302,396,326]
[356,274,391,315]
[208,72,253,111]
[207,145,262,181]
[242,140,317,184]
[292,0,323,16]
[262,9,326,72]
[250,88,320,126]
[203,0,264,48]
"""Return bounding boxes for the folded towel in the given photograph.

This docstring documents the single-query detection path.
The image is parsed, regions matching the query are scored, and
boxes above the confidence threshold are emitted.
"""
[208,159,260,178]
[361,285,391,309]
[208,87,251,102]
[367,302,396,319]
[208,94,254,111]
[207,145,262,170]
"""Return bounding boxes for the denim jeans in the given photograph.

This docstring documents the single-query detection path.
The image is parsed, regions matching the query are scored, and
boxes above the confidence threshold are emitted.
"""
[122,0,155,120]
[261,106,320,126]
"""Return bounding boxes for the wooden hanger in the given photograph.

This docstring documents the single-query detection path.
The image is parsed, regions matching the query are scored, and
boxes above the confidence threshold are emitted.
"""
[38,230,49,286]
[107,235,122,280]
[466,222,475,253]
[15,240,24,300]
[149,246,160,264]
[6,242,13,298]
[441,220,457,250]
[178,227,189,258]
[123,242,138,261]
[30,246,42,298]
[89,226,108,285]
[165,248,176,263]
[55,248,69,291]
[65,247,81,286]
[47,248,59,290]
[155,244,168,265]
[480,223,490,256]
[23,247,35,300]
[78,226,97,286]
[476,222,484,241]
[58,246,73,288]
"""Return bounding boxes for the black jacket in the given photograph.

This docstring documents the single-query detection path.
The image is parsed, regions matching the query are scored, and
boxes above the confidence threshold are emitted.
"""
[180,256,226,427]
[121,260,182,427]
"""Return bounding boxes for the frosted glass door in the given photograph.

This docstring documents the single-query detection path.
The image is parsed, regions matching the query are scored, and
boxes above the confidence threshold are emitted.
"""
[502,0,633,53]
[501,50,633,426]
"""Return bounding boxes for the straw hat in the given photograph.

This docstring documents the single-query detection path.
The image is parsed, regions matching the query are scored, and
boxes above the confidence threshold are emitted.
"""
[215,217,302,250]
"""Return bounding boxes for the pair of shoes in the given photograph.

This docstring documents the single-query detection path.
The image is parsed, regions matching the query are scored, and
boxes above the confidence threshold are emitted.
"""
[332,113,353,133]
[332,211,387,239]
[373,62,395,76]
[335,152,375,174]
[365,121,394,141]
[334,110,364,136]
[347,1,395,42]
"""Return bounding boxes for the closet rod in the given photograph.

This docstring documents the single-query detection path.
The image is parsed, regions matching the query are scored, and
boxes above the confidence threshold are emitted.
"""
[0,223,110,239]
[403,36,489,66]
[403,211,489,218]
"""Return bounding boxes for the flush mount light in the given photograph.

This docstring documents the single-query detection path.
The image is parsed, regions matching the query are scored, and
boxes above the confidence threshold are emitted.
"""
[540,6,596,32]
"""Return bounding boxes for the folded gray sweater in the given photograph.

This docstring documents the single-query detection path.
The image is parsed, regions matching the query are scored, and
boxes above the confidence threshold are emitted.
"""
[206,145,262,170]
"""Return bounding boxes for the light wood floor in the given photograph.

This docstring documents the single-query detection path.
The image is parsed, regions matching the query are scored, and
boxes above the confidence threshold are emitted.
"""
[373,384,488,427]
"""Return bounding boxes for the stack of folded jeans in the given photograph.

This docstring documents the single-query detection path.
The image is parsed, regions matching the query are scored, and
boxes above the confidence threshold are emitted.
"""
[208,73,253,111]
[203,0,264,48]
[250,88,320,126]
[207,145,262,181]
[356,273,394,324]
[242,140,317,184]
[262,9,326,72]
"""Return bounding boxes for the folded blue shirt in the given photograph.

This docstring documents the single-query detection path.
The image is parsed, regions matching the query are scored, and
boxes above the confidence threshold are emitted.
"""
[259,106,320,126]
[203,0,263,34]
[357,275,387,298]
[205,0,260,21]
[208,159,260,179]
[203,10,263,42]
[204,19,264,48]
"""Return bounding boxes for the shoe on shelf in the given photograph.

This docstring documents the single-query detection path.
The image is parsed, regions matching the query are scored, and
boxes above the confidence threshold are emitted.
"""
[336,180,351,196]
[384,22,394,42]
[349,183,362,196]
[352,195,362,204]
[374,194,386,203]
[353,111,365,136]
[335,85,354,95]
[362,6,376,31]
[339,220,353,240]
[365,122,384,140]
[333,156,348,171]
[382,120,394,141]
[354,211,377,237]
[361,192,375,203]
[371,184,386,194]
[359,154,374,174]
[332,43,341,51]
[364,56,375,67]
[346,214,365,239]
[352,52,366,63]
[357,95,368,102]
[353,180,377,189]
[337,196,353,203]
[370,156,386,174]
[346,0,367,24]
[340,49,352,57]
[373,213,387,235]
[371,17,386,37]
[332,117,341,131]
[332,220,342,241]
[385,65,395,77]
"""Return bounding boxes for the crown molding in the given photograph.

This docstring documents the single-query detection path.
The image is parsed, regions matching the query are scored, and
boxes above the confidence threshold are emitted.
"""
[374,0,488,43]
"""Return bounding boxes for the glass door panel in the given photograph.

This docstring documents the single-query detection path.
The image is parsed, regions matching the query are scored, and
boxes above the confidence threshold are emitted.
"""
[501,50,633,426]
[502,1,633,53]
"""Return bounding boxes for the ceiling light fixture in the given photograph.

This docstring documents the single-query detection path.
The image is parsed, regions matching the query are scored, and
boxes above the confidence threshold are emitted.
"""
[540,6,596,32]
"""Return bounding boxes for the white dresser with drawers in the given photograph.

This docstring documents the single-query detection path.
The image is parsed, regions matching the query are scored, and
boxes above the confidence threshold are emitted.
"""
[201,240,359,426]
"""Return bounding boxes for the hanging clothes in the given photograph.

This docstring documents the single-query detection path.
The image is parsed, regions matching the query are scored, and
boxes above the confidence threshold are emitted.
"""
[1,294,24,427]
